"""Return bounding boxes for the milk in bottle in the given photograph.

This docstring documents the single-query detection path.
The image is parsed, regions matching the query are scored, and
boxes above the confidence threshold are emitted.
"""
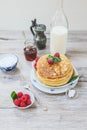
[50,26,68,54]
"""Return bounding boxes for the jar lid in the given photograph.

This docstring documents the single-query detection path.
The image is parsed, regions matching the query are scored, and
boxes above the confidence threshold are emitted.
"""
[34,24,46,32]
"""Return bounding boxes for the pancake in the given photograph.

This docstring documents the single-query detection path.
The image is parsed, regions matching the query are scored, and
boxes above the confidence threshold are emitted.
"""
[36,54,74,87]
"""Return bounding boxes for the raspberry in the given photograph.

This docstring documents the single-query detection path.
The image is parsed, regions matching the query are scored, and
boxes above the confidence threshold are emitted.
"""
[54,52,60,58]
[34,62,37,69]
[17,92,23,98]
[35,56,40,62]
[18,98,22,102]
[23,94,30,100]
[47,58,54,64]
[20,101,26,107]
[26,99,32,105]
[14,99,20,106]
[21,95,27,103]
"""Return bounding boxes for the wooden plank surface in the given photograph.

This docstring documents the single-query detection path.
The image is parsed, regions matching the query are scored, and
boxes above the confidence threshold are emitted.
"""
[0,31,87,130]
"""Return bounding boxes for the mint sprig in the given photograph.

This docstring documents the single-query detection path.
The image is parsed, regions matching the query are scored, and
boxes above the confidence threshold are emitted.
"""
[53,57,61,63]
[69,75,79,83]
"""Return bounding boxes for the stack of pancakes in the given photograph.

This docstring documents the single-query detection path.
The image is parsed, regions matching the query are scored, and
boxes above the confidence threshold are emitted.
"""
[36,54,74,87]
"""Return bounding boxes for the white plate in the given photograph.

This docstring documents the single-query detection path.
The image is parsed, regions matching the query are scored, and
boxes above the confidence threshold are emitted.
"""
[31,66,79,94]
[0,53,18,71]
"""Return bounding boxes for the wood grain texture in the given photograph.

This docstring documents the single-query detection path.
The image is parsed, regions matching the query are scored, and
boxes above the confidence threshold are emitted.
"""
[0,31,87,130]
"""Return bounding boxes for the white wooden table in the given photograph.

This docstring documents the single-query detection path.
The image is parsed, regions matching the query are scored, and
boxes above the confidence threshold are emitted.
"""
[0,31,87,130]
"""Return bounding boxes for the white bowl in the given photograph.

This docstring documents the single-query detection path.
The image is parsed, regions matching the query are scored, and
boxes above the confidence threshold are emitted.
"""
[13,89,35,109]
[0,53,18,71]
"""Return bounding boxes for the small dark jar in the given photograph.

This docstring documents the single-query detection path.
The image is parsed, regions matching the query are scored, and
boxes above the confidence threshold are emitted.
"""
[24,41,37,61]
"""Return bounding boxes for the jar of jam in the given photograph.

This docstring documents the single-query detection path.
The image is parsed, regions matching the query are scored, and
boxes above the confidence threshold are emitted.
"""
[24,41,37,61]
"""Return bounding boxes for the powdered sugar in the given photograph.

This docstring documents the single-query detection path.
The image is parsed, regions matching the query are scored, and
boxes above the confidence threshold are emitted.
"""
[0,54,18,69]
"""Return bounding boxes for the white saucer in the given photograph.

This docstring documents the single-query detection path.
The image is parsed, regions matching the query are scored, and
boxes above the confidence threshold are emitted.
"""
[31,66,79,94]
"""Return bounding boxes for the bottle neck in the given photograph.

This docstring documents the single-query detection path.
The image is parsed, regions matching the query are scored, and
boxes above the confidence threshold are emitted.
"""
[57,0,63,10]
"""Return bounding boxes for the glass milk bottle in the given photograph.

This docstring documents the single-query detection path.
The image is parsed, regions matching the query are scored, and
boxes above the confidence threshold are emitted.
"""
[50,0,68,54]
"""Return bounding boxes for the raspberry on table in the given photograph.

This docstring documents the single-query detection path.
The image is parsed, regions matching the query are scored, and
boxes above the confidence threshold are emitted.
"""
[35,56,40,62]
[34,62,37,69]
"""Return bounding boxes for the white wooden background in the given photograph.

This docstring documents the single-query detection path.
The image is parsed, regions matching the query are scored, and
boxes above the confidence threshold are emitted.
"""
[0,0,87,30]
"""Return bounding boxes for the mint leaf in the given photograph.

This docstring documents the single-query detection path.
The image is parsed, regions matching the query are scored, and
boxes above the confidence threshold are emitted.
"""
[53,57,61,63]
[47,55,54,60]
[69,75,79,83]
[11,91,17,101]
